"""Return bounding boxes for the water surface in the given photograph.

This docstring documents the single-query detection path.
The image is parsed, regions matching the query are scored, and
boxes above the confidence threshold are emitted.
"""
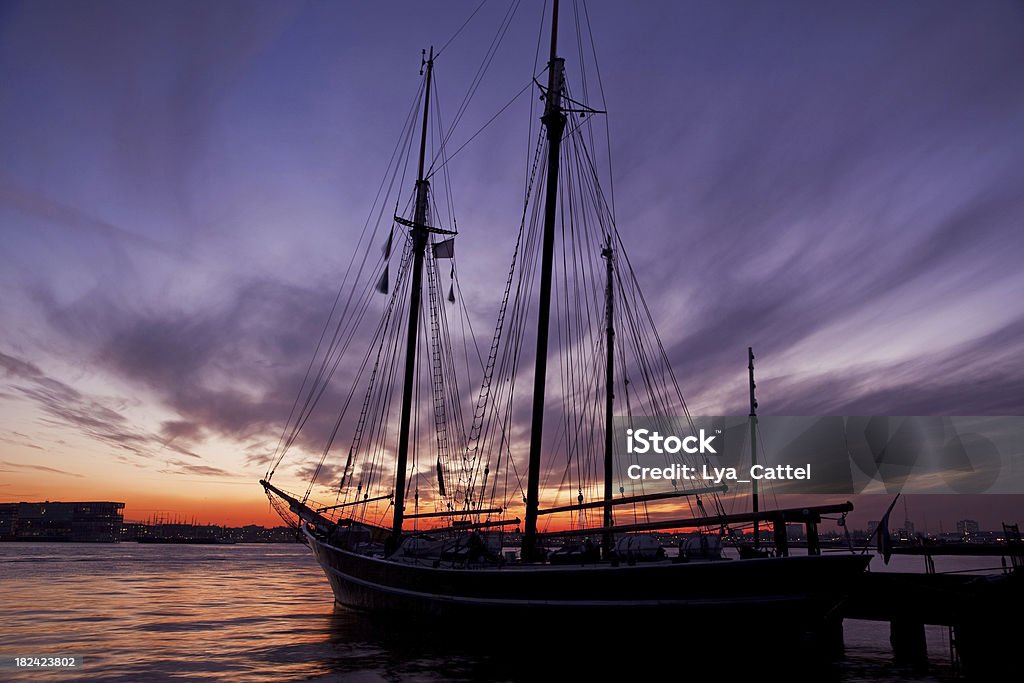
[1,543,997,681]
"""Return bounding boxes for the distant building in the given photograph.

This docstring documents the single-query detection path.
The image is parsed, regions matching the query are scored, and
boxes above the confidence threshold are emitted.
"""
[0,504,16,538]
[957,519,980,540]
[895,519,916,542]
[0,502,124,542]
[223,524,301,543]
[120,522,149,541]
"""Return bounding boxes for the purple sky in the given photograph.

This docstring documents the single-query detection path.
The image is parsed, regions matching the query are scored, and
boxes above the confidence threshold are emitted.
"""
[1,1,1022,527]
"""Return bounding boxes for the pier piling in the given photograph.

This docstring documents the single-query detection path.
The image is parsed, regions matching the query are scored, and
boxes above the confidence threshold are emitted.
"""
[889,619,928,669]
[827,568,1023,678]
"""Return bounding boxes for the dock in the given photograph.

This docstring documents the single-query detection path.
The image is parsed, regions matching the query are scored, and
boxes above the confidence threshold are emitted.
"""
[754,512,1023,678]
[828,567,1024,678]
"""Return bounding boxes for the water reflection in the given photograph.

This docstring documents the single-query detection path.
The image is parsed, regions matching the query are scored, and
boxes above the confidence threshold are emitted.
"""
[0,543,955,682]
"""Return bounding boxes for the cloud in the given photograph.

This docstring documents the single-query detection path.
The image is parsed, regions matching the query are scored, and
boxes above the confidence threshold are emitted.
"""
[0,177,173,254]
[294,461,347,488]
[159,459,238,478]
[635,171,1024,415]
[723,314,1024,416]
[1,352,147,454]
[0,460,83,478]
[8,368,153,457]
[161,420,203,441]
[0,352,45,380]
[24,276,383,473]
[0,436,42,451]
[1,347,241,471]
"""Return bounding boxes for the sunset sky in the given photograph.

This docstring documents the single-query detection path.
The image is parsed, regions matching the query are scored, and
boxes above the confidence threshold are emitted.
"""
[2,1,1022,528]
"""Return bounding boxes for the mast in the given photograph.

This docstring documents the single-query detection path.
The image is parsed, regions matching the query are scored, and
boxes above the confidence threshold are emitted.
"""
[522,0,565,562]
[602,238,615,559]
[748,347,759,550]
[389,47,434,554]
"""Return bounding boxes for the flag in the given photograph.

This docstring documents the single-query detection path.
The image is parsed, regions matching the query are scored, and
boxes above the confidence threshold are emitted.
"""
[877,510,893,564]
[432,238,454,259]
[436,458,446,497]
[447,283,455,303]
[375,265,389,295]
[382,228,394,259]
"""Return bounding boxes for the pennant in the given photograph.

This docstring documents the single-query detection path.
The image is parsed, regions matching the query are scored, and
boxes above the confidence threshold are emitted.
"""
[432,238,454,259]
[382,228,394,260]
[436,458,446,497]
[447,283,455,304]
[876,510,893,565]
[375,265,389,295]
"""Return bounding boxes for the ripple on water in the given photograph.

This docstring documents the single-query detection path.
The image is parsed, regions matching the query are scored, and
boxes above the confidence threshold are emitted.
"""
[0,543,962,682]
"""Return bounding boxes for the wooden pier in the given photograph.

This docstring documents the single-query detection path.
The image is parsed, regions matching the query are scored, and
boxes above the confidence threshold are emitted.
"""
[832,568,1024,678]
[747,512,1023,678]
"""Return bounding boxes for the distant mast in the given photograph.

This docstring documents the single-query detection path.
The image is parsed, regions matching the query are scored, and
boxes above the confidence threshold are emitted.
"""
[389,47,435,553]
[602,237,615,559]
[748,347,759,549]
[522,0,565,562]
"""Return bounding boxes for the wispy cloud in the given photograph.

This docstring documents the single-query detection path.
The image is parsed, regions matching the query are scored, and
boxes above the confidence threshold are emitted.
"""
[0,177,173,254]
[0,349,241,474]
[2,350,155,457]
[28,278,372,456]
[159,459,239,478]
[0,460,83,478]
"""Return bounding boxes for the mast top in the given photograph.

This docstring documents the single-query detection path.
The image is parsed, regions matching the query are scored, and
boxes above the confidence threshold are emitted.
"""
[748,346,758,418]
[420,46,432,76]
[542,0,564,123]
[415,46,434,186]
[548,0,560,65]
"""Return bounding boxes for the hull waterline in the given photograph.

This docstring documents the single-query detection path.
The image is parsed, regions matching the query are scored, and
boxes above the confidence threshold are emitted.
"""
[304,526,870,633]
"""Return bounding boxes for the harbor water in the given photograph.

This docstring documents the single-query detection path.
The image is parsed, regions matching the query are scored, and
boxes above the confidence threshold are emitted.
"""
[0,543,1004,681]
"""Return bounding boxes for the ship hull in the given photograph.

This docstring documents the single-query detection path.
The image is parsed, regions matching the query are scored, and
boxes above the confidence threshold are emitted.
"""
[305,526,869,633]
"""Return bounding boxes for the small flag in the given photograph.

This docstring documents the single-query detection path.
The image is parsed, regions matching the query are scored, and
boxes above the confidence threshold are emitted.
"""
[436,458,446,497]
[382,228,394,259]
[432,238,454,259]
[447,283,455,303]
[375,265,389,295]
[877,510,893,565]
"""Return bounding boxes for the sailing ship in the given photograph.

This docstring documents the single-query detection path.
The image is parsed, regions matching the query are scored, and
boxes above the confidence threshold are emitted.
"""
[261,1,869,634]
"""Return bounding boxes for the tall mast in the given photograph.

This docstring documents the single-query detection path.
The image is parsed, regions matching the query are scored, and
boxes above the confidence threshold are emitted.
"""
[748,347,759,550]
[389,47,434,554]
[522,0,565,562]
[601,237,615,560]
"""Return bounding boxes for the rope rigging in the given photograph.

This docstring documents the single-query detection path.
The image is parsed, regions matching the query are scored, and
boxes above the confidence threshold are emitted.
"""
[266,0,732,544]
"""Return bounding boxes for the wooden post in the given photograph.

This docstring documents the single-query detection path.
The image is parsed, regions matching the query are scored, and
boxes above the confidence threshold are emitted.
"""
[890,620,928,670]
[806,521,820,556]
[773,517,789,557]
